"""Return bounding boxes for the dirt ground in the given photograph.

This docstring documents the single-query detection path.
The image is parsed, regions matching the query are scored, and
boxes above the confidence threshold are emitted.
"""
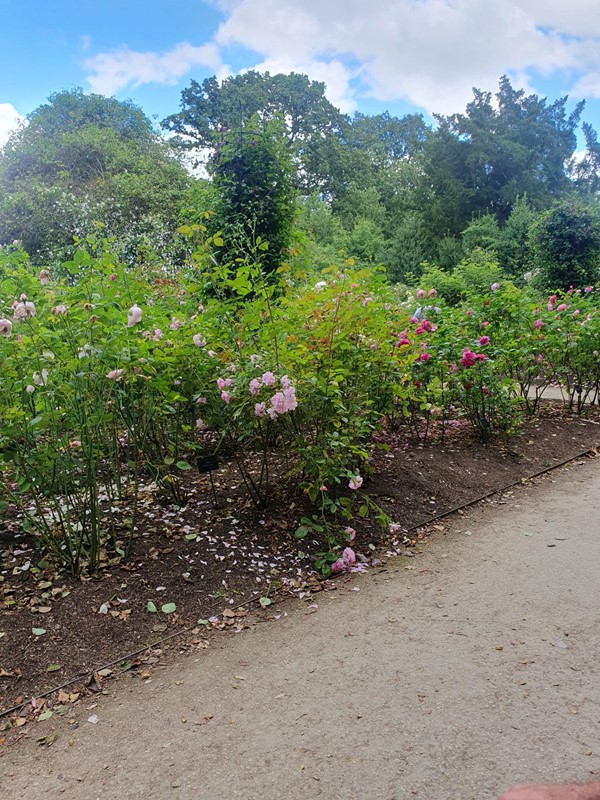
[1,453,599,799]
[2,401,599,713]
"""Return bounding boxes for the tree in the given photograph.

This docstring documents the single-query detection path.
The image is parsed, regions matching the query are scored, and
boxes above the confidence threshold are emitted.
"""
[531,200,600,289]
[462,213,501,254]
[163,71,346,193]
[210,117,296,276]
[573,122,600,194]
[0,89,192,266]
[497,196,537,277]
[417,76,584,236]
[380,212,431,283]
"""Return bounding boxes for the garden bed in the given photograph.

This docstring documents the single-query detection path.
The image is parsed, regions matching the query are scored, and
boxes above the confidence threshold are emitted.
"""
[1,401,599,718]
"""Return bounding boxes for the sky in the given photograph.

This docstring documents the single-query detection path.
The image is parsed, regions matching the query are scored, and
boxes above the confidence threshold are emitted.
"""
[2,0,600,147]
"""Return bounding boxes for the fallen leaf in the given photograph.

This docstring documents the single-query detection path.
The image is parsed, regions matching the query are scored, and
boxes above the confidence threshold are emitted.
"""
[97,668,113,678]
[146,601,157,613]
[161,602,176,614]
[38,710,53,721]
[38,731,60,746]
[258,597,272,608]
[47,664,61,672]
[32,628,46,636]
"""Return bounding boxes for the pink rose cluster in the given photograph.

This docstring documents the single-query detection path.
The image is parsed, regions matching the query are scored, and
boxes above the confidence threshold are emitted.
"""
[331,547,367,575]
[12,295,36,320]
[217,375,233,404]
[253,373,298,420]
[547,294,569,313]
[414,319,437,335]
[461,348,486,368]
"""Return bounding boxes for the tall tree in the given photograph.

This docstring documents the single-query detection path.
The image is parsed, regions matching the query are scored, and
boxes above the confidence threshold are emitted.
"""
[210,117,296,276]
[0,89,192,266]
[417,76,584,236]
[573,122,600,194]
[162,71,346,193]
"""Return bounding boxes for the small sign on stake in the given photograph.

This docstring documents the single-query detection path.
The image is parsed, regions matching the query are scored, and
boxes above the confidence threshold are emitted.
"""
[197,455,220,508]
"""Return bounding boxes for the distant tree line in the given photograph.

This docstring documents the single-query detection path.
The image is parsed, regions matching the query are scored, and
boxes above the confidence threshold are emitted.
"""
[1,73,600,289]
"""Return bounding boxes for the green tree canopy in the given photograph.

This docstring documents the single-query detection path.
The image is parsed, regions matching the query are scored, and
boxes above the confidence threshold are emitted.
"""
[0,89,192,266]
[531,200,600,289]
[417,76,584,237]
[162,71,346,193]
[209,117,296,276]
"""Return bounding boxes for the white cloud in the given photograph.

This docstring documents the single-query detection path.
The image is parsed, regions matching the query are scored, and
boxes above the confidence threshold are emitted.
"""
[512,0,600,38]
[0,103,24,147]
[214,0,588,114]
[84,42,222,95]
[82,1,600,116]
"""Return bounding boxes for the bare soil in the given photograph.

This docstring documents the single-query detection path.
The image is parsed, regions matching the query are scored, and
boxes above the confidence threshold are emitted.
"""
[1,401,599,717]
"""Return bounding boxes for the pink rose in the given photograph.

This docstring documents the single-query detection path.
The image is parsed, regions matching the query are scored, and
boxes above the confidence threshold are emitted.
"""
[349,475,363,490]
[479,335,490,346]
[127,304,142,327]
[249,378,262,395]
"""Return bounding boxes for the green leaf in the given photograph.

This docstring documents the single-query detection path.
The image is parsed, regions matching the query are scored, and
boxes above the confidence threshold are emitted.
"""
[294,526,308,539]
[38,710,53,721]
[176,461,192,470]
[32,628,46,636]
[358,504,369,518]
[258,597,272,608]
[146,601,157,613]
[161,602,176,614]
[47,663,61,672]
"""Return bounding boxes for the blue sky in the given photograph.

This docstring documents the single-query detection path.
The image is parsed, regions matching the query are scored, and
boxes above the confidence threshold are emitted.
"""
[3,0,600,147]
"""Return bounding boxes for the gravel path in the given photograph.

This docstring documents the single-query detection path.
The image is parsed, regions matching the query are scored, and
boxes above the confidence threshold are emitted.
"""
[2,458,599,800]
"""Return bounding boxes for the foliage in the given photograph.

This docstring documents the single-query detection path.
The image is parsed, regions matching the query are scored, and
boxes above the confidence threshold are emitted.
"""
[381,212,431,284]
[453,250,504,297]
[0,89,192,267]
[163,71,346,193]
[462,213,500,254]
[419,263,463,306]
[531,200,600,290]
[496,196,537,277]
[417,76,583,236]
[209,117,296,276]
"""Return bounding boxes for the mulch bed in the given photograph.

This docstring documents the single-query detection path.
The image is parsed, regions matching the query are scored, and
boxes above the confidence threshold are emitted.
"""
[1,401,599,723]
